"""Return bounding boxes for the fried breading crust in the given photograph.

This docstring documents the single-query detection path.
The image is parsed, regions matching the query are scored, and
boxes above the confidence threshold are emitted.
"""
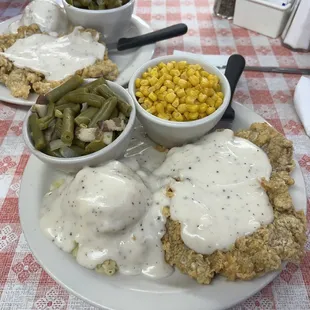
[161,123,307,284]
[0,25,119,99]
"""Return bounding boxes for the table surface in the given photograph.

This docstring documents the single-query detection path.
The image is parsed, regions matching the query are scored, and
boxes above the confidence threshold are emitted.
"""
[0,0,310,309]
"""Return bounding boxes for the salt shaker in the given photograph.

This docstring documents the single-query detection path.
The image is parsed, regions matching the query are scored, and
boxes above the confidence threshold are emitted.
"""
[213,0,236,19]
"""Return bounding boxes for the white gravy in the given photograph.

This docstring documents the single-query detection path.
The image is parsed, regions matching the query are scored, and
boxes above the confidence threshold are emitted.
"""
[153,129,274,254]
[9,0,69,36]
[1,27,105,81]
[40,161,173,278]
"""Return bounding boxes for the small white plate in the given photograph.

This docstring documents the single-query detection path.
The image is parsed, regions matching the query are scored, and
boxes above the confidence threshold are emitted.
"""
[19,102,307,310]
[0,15,154,106]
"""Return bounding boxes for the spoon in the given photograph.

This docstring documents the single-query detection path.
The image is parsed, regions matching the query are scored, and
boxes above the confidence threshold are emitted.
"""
[221,54,246,121]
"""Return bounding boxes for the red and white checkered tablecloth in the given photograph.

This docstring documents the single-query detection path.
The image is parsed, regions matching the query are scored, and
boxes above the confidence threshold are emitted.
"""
[0,0,310,309]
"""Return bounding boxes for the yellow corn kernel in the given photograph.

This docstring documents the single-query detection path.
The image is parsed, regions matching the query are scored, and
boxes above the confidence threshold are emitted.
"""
[180,96,186,104]
[172,111,184,121]
[207,88,215,97]
[178,61,187,70]
[217,92,224,99]
[164,80,175,89]
[163,73,173,81]
[160,67,168,75]
[154,82,162,91]
[172,98,180,108]
[174,86,180,93]
[150,68,159,77]
[167,89,174,93]
[140,79,149,86]
[200,71,208,78]
[173,76,180,85]
[188,75,200,87]
[186,104,199,113]
[155,103,165,114]
[146,106,156,114]
[166,113,172,120]
[214,84,221,92]
[158,100,167,108]
[184,111,189,120]
[167,104,175,113]
[170,69,180,77]
[215,98,223,109]
[207,106,216,115]
[194,71,200,78]
[180,72,188,80]
[135,91,144,98]
[177,103,187,113]
[188,112,199,120]
[142,72,149,78]
[141,103,148,110]
[194,64,202,71]
[149,76,158,86]
[144,99,153,109]
[158,62,166,69]
[165,92,177,103]
[148,92,157,102]
[199,103,208,113]
[166,62,174,70]
[177,78,188,88]
[198,93,207,103]
[176,88,186,98]
[158,86,167,93]
[147,67,152,73]
[195,84,202,92]
[206,98,215,107]
[188,89,199,98]
[187,68,195,76]
[158,113,169,120]
[148,86,156,93]
[185,96,196,105]
[135,78,141,88]
[200,77,210,88]
[158,91,167,101]
[142,89,149,97]
[199,112,207,119]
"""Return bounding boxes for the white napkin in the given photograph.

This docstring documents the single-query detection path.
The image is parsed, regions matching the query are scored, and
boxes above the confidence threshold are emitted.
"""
[282,0,310,50]
[294,76,310,136]
[173,50,228,73]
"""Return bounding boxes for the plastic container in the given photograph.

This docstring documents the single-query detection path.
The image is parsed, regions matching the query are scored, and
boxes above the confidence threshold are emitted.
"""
[233,0,293,38]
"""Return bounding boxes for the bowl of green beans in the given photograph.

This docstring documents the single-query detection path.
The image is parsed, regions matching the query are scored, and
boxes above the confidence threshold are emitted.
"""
[23,76,136,172]
[63,0,135,42]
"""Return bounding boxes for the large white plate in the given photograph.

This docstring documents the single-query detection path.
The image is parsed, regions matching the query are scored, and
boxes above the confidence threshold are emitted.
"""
[0,15,154,106]
[19,102,307,310]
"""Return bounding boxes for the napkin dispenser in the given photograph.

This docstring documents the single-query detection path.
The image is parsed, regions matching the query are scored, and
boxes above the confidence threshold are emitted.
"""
[233,0,294,38]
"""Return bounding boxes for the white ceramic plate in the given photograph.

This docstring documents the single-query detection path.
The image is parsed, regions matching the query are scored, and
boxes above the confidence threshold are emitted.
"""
[0,15,154,106]
[19,102,307,310]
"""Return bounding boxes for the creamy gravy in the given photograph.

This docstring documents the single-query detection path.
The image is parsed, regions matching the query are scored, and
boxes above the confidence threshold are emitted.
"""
[40,161,173,278]
[9,0,69,36]
[153,129,274,254]
[2,27,105,81]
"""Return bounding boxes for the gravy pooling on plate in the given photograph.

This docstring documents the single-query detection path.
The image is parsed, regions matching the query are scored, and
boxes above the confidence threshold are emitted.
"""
[1,27,105,81]
[40,129,274,278]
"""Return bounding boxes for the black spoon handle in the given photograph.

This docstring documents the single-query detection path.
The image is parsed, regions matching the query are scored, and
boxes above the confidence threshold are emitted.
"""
[117,23,188,51]
[222,54,246,120]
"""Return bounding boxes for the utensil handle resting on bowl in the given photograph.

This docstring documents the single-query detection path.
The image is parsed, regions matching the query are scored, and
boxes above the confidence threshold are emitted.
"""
[116,23,188,51]
[222,54,246,121]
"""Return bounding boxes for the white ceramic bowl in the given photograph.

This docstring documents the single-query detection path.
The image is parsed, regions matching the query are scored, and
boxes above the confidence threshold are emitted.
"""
[23,80,136,173]
[128,55,231,148]
[62,0,135,43]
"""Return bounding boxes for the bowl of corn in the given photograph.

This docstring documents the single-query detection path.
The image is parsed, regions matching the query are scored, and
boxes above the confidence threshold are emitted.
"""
[128,55,231,148]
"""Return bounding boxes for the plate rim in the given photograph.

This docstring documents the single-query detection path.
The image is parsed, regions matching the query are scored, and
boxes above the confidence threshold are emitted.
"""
[18,102,308,310]
[0,14,155,106]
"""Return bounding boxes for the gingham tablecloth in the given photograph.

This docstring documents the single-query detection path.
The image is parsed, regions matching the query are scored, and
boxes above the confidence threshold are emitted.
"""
[0,0,310,309]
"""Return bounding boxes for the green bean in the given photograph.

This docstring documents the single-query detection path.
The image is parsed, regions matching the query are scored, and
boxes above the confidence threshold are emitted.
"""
[98,4,105,9]
[55,109,63,118]
[56,103,81,114]
[37,116,55,131]
[82,78,106,92]
[55,118,63,138]
[95,84,132,117]
[85,140,106,153]
[88,97,117,128]
[63,93,106,108]
[89,1,99,9]
[73,138,86,149]
[56,88,89,106]
[44,146,61,157]
[80,0,91,6]
[38,102,54,123]
[74,107,98,126]
[70,146,86,156]
[46,76,84,103]
[61,108,75,145]
[29,114,46,150]
[110,107,118,119]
